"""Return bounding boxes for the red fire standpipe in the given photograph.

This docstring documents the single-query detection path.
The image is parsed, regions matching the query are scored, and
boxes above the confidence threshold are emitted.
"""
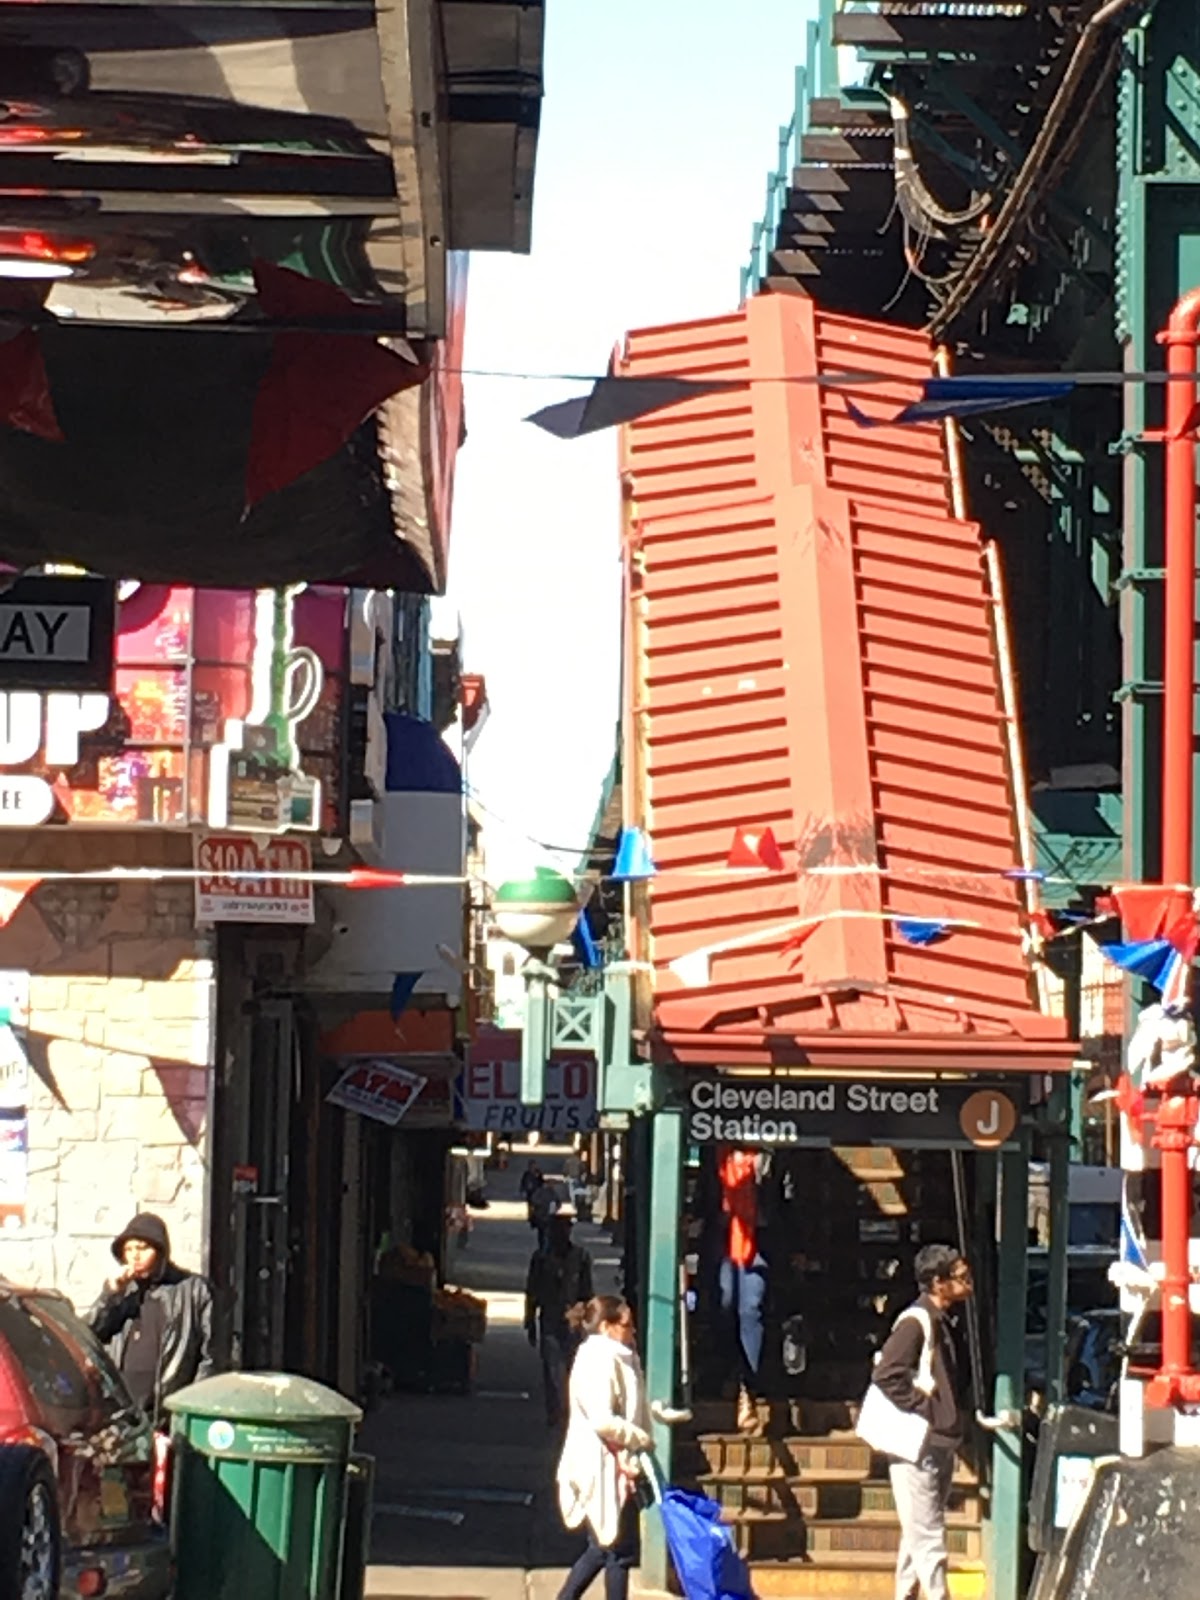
[1149,287,1200,1408]
[1161,286,1200,889]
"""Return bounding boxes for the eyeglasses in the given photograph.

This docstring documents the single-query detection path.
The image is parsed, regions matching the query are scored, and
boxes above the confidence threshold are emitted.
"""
[948,1266,973,1283]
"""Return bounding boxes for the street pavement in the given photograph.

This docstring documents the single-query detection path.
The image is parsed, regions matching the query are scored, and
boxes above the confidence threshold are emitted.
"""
[362,1150,629,1600]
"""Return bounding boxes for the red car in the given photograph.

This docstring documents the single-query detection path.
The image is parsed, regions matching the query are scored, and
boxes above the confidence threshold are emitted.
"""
[0,1282,172,1599]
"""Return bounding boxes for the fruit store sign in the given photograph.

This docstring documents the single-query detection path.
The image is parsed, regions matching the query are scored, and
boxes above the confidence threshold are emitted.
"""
[0,692,110,826]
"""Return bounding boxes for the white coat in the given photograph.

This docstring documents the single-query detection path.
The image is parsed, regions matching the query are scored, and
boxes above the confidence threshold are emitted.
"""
[556,1332,653,1547]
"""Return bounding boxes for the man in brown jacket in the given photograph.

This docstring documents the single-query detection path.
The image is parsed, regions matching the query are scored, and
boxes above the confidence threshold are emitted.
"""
[872,1244,973,1600]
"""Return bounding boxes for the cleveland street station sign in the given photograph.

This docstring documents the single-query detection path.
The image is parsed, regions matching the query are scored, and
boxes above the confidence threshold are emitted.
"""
[683,1077,1024,1151]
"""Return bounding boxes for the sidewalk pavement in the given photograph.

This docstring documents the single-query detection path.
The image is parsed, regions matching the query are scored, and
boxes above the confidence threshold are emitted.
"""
[362,1154,652,1600]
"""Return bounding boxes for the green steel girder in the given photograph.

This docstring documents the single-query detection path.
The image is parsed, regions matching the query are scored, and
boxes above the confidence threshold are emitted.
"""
[1117,0,1200,887]
[929,74,1109,252]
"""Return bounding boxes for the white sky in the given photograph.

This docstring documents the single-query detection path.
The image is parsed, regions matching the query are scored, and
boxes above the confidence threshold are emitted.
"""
[446,0,820,881]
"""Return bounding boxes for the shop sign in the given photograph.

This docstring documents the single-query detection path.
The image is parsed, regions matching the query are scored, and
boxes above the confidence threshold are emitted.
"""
[456,1056,598,1135]
[327,1056,428,1127]
[193,833,314,925]
[0,691,110,826]
[683,1077,1024,1150]
[0,576,115,691]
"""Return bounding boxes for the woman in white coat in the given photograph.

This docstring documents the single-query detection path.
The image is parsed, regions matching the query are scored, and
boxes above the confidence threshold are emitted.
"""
[555,1294,653,1600]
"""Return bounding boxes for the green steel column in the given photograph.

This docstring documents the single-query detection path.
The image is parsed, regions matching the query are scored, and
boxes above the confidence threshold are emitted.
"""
[1044,1080,1072,1408]
[988,1135,1030,1600]
[641,1105,683,1591]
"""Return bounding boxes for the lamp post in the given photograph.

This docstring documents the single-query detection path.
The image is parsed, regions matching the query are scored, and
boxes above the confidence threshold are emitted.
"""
[493,867,581,1106]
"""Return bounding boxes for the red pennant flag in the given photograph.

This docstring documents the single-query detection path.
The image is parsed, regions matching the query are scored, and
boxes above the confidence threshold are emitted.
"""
[245,262,429,506]
[727,826,784,871]
[346,867,407,890]
[1112,884,1197,948]
[1113,1073,1145,1145]
[0,330,61,442]
[0,877,39,927]
[780,921,819,972]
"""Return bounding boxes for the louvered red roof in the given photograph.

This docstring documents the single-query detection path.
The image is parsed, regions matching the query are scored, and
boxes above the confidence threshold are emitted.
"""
[617,294,1071,1070]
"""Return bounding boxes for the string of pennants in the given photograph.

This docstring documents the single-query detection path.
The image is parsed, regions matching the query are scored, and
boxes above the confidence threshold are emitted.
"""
[0,832,1193,1004]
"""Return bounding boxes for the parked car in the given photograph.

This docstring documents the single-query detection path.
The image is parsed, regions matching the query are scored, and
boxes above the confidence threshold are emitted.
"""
[0,1282,172,1599]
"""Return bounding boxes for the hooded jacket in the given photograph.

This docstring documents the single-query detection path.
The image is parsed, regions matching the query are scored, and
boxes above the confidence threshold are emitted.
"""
[90,1212,215,1423]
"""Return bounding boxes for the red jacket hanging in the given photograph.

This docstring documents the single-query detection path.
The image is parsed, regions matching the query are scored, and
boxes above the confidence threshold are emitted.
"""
[718,1148,759,1267]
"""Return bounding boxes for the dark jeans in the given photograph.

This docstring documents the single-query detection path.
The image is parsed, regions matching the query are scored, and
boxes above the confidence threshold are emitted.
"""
[539,1323,576,1423]
[718,1258,767,1386]
[556,1497,638,1600]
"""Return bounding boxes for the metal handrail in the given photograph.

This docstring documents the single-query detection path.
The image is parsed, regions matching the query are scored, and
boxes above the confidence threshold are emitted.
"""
[740,1,845,300]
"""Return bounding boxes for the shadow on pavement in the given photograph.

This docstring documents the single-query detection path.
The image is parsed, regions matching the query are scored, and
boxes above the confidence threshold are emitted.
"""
[363,1153,623,1592]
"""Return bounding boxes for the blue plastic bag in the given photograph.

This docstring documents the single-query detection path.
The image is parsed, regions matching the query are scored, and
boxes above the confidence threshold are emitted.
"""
[659,1488,756,1600]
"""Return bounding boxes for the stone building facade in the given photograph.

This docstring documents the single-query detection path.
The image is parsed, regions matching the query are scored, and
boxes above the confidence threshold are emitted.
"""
[0,879,214,1313]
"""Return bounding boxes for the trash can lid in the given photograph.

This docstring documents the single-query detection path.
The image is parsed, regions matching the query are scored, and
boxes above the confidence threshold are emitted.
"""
[164,1371,363,1425]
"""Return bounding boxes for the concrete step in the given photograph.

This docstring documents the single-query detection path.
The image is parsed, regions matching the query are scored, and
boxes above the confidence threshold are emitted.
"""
[732,1515,984,1564]
[687,1432,981,1487]
[750,1562,986,1599]
[699,1473,983,1525]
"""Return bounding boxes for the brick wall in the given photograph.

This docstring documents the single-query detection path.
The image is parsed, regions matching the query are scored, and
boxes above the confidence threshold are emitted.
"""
[0,881,215,1312]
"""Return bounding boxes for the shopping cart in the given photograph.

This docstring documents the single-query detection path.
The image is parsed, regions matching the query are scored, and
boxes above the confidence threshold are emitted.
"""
[640,1452,756,1600]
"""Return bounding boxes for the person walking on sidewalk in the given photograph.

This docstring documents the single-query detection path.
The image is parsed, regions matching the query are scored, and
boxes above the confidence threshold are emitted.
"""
[526,1214,593,1425]
[90,1212,215,1427]
[555,1295,653,1600]
[872,1244,973,1600]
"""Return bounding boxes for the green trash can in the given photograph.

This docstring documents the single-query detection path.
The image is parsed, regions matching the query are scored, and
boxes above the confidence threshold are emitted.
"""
[165,1372,366,1600]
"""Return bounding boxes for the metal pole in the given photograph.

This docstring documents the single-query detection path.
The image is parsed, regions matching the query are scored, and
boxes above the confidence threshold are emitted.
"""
[1147,286,1200,1411]
[1045,1078,1072,1407]
[987,1136,1030,1600]
[951,1150,986,1420]
[640,1105,683,1591]
[1160,286,1200,888]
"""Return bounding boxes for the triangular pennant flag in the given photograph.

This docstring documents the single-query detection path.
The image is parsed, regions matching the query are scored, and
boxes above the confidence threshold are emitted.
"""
[346,866,407,890]
[245,262,429,506]
[0,330,62,442]
[845,377,1075,430]
[612,826,657,882]
[727,826,784,871]
[780,921,819,972]
[571,914,603,971]
[0,877,39,927]
[1100,937,1179,990]
[390,972,421,1021]
[668,948,712,988]
[895,918,951,947]
[527,375,740,439]
[1112,884,1197,947]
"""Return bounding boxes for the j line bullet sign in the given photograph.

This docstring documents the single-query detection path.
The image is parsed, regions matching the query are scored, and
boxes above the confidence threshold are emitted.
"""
[683,1077,1023,1150]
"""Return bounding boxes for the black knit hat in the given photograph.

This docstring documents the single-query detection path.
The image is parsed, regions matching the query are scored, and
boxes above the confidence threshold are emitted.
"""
[112,1212,170,1263]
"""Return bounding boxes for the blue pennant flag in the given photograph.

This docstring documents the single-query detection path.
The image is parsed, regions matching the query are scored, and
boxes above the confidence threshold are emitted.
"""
[846,377,1076,429]
[895,918,952,947]
[1099,938,1176,989]
[1099,938,1179,991]
[390,971,421,1021]
[612,825,657,882]
[571,914,604,971]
